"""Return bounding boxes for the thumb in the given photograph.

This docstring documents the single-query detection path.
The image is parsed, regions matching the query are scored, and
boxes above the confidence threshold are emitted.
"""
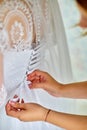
[29,82,45,89]
[10,102,26,109]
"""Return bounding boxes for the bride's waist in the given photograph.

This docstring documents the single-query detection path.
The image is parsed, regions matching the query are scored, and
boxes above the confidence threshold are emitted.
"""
[3,50,33,90]
[4,66,26,90]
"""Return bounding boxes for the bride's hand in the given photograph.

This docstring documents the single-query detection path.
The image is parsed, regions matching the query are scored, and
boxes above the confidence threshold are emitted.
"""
[27,70,63,97]
[5,101,48,122]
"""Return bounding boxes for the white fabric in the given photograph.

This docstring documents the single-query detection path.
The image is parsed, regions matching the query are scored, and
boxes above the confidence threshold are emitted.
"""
[0,84,7,106]
[0,0,75,130]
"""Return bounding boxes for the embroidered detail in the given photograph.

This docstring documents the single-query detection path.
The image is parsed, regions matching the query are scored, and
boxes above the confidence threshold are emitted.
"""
[10,21,24,44]
[0,0,33,52]
[0,27,10,52]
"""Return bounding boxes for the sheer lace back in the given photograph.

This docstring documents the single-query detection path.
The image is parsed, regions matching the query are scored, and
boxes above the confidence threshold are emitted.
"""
[0,0,49,105]
[0,1,74,129]
[0,0,43,52]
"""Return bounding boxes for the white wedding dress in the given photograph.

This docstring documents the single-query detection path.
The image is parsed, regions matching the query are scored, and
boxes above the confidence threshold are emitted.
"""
[0,0,74,130]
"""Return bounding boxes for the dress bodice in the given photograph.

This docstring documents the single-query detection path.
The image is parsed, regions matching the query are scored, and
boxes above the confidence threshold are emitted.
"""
[4,50,32,94]
[0,1,74,129]
[0,0,46,104]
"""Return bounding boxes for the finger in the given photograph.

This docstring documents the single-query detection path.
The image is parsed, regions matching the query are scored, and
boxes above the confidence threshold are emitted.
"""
[5,102,11,112]
[27,70,38,79]
[31,79,41,83]
[13,95,18,98]
[27,75,40,82]
[6,103,17,115]
[6,109,20,118]
[21,99,24,103]
[10,102,26,110]
[29,82,45,89]
[10,105,18,112]
[27,70,47,79]
[6,101,18,112]
[13,95,20,102]
[9,97,20,103]
[27,73,46,83]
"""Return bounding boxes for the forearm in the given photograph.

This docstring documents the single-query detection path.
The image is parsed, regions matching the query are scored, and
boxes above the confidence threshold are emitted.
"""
[46,110,87,130]
[59,81,87,99]
[6,101,87,130]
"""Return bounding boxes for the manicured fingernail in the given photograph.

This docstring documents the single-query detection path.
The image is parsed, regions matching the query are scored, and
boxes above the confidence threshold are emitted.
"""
[10,97,19,102]
[9,101,15,105]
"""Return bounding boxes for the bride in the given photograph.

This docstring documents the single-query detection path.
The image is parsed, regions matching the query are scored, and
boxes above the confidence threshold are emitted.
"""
[0,0,74,130]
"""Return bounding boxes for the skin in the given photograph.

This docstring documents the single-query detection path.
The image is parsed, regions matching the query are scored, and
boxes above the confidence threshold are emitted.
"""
[6,101,87,130]
[5,69,87,130]
[27,70,87,99]
[5,0,87,129]
[76,2,87,28]
[28,70,62,97]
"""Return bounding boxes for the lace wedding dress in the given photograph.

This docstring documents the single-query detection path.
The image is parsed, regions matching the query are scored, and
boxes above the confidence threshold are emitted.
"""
[0,0,74,130]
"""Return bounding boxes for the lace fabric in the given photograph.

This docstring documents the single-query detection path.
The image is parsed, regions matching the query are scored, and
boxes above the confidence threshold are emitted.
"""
[0,0,51,52]
[0,0,74,130]
[0,0,48,105]
[0,0,34,52]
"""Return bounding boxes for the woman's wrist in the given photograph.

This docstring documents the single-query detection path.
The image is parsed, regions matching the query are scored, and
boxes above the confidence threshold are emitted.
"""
[44,109,53,123]
[59,83,70,98]
[56,83,65,97]
[45,109,51,122]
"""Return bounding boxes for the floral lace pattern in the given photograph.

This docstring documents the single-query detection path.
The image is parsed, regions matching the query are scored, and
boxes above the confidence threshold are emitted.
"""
[0,0,33,52]
[0,27,10,52]
[0,0,48,105]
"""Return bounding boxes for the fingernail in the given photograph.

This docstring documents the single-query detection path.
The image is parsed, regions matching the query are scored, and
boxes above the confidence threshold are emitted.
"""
[9,101,15,105]
[29,84,32,88]
[27,74,30,77]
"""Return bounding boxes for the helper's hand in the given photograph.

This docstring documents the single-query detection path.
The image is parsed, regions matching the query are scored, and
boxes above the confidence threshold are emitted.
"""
[5,101,48,122]
[27,70,63,97]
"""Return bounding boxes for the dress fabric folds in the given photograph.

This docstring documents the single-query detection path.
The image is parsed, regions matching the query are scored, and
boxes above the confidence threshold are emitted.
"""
[0,0,74,130]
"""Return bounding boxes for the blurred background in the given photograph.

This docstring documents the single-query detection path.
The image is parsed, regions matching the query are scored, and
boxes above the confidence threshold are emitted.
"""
[59,0,87,81]
[59,0,87,115]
